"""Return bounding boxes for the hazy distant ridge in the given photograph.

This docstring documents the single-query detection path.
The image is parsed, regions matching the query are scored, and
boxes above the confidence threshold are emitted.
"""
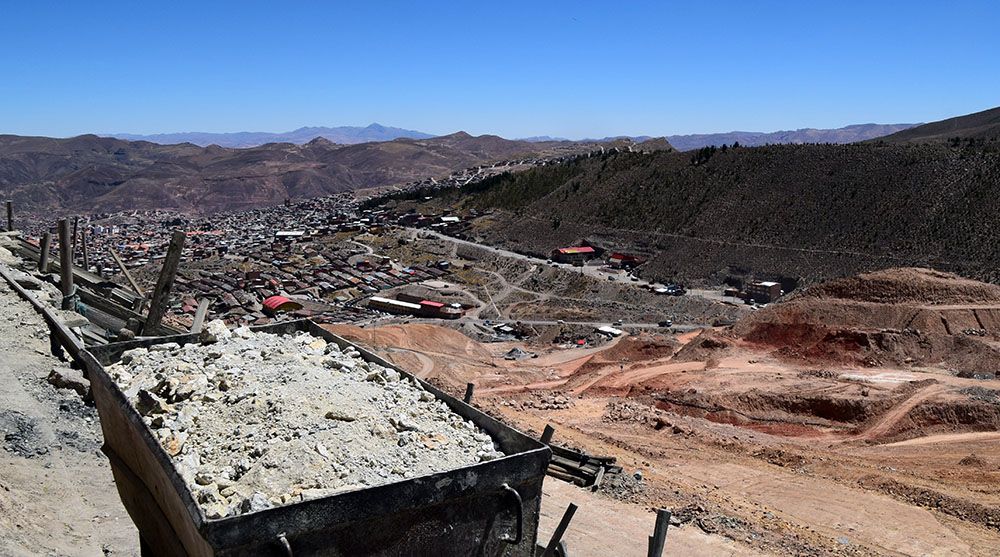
[108,122,916,150]
[665,123,918,151]
[110,123,435,147]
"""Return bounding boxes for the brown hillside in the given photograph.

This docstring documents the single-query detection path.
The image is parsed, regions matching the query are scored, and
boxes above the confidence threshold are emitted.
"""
[0,133,596,218]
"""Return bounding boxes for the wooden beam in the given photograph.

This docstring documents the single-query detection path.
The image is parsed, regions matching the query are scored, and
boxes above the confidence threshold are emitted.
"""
[58,219,73,310]
[38,232,52,273]
[646,508,671,557]
[463,382,475,404]
[541,424,555,445]
[110,249,145,297]
[5,200,11,232]
[542,503,577,557]
[591,466,606,492]
[190,298,210,333]
[141,230,185,335]
[81,223,90,272]
[71,216,79,265]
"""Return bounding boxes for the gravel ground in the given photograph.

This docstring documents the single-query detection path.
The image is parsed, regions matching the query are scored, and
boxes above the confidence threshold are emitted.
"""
[0,256,138,556]
[108,322,505,519]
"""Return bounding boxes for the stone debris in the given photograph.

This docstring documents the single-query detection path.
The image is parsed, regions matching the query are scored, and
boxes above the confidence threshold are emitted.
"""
[106,321,505,518]
[46,367,91,399]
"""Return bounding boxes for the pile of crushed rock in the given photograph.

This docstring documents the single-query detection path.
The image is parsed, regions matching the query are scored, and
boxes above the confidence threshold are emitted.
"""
[106,321,504,519]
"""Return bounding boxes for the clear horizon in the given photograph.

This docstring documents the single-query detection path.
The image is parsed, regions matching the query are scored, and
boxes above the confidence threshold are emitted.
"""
[2,1,998,138]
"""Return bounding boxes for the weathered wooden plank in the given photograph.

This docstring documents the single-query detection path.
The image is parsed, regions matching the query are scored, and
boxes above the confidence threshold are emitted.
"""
[141,230,185,335]
[110,249,145,298]
[190,298,209,333]
[541,503,577,557]
[38,232,52,273]
[58,219,74,310]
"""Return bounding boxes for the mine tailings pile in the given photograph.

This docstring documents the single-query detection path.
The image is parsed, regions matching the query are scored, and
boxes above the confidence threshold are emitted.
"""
[731,268,1000,375]
[657,267,1000,443]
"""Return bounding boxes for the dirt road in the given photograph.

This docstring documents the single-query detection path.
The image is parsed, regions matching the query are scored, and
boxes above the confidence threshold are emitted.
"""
[0,270,137,556]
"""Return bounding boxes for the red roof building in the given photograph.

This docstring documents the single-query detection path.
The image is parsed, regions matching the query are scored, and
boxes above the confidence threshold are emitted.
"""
[262,295,303,315]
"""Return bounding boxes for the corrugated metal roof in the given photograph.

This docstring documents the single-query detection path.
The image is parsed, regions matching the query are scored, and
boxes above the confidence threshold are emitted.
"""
[262,295,303,313]
[557,246,595,254]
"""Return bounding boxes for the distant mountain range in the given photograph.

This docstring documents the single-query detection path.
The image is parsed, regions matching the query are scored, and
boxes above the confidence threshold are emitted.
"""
[519,124,919,150]
[109,123,434,148]
[107,122,918,150]
[665,123,918,151]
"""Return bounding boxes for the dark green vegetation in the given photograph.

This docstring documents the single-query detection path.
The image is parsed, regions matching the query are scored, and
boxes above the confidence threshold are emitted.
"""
[414,127,1000,285]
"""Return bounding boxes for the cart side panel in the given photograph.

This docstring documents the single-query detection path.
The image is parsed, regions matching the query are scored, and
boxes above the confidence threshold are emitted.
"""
[82,350,212,557]
[218,476,543,556]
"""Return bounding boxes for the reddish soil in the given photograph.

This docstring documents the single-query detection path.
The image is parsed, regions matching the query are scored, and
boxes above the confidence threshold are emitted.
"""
[731,268,1000,375]
[325,269,1000,555]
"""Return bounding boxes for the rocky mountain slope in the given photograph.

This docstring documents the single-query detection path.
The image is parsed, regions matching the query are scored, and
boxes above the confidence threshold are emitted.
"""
[407,108,1000,284]
[0,132,593,217]
[880,106,1000,143]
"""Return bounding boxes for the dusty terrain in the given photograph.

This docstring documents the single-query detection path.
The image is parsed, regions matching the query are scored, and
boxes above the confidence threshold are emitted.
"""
[0,271,138,555]
[328,268,1000,555]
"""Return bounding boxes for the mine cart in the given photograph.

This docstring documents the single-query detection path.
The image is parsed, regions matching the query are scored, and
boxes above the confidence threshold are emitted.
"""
[81,319,550,556]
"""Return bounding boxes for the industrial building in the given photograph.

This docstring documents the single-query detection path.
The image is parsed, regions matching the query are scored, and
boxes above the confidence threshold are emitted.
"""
[607,252,645,269]
[746,281,782,304]
[368,296,423,315]
[551,246,596,265]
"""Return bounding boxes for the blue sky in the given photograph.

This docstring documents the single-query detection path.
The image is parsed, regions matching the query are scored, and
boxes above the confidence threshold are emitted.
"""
[1,1,997,139]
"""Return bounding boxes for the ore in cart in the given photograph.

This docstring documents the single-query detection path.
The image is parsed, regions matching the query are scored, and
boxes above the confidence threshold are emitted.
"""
[81,319,550,556]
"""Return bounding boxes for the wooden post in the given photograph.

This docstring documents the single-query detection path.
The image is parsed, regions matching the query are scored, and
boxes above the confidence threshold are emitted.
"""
[541,503,577,557]
[541,424,555,445]
[38,232,52,273]
[110,249,145,297]
[81,224,90,272]
[646,508,671,557]
[71,216,79,265]
[58,219,74,310]
[142,230,185,335]
[463,382,475,404]
[190,298,210,333]
[5,200,11,232]
[591,466,606,492]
